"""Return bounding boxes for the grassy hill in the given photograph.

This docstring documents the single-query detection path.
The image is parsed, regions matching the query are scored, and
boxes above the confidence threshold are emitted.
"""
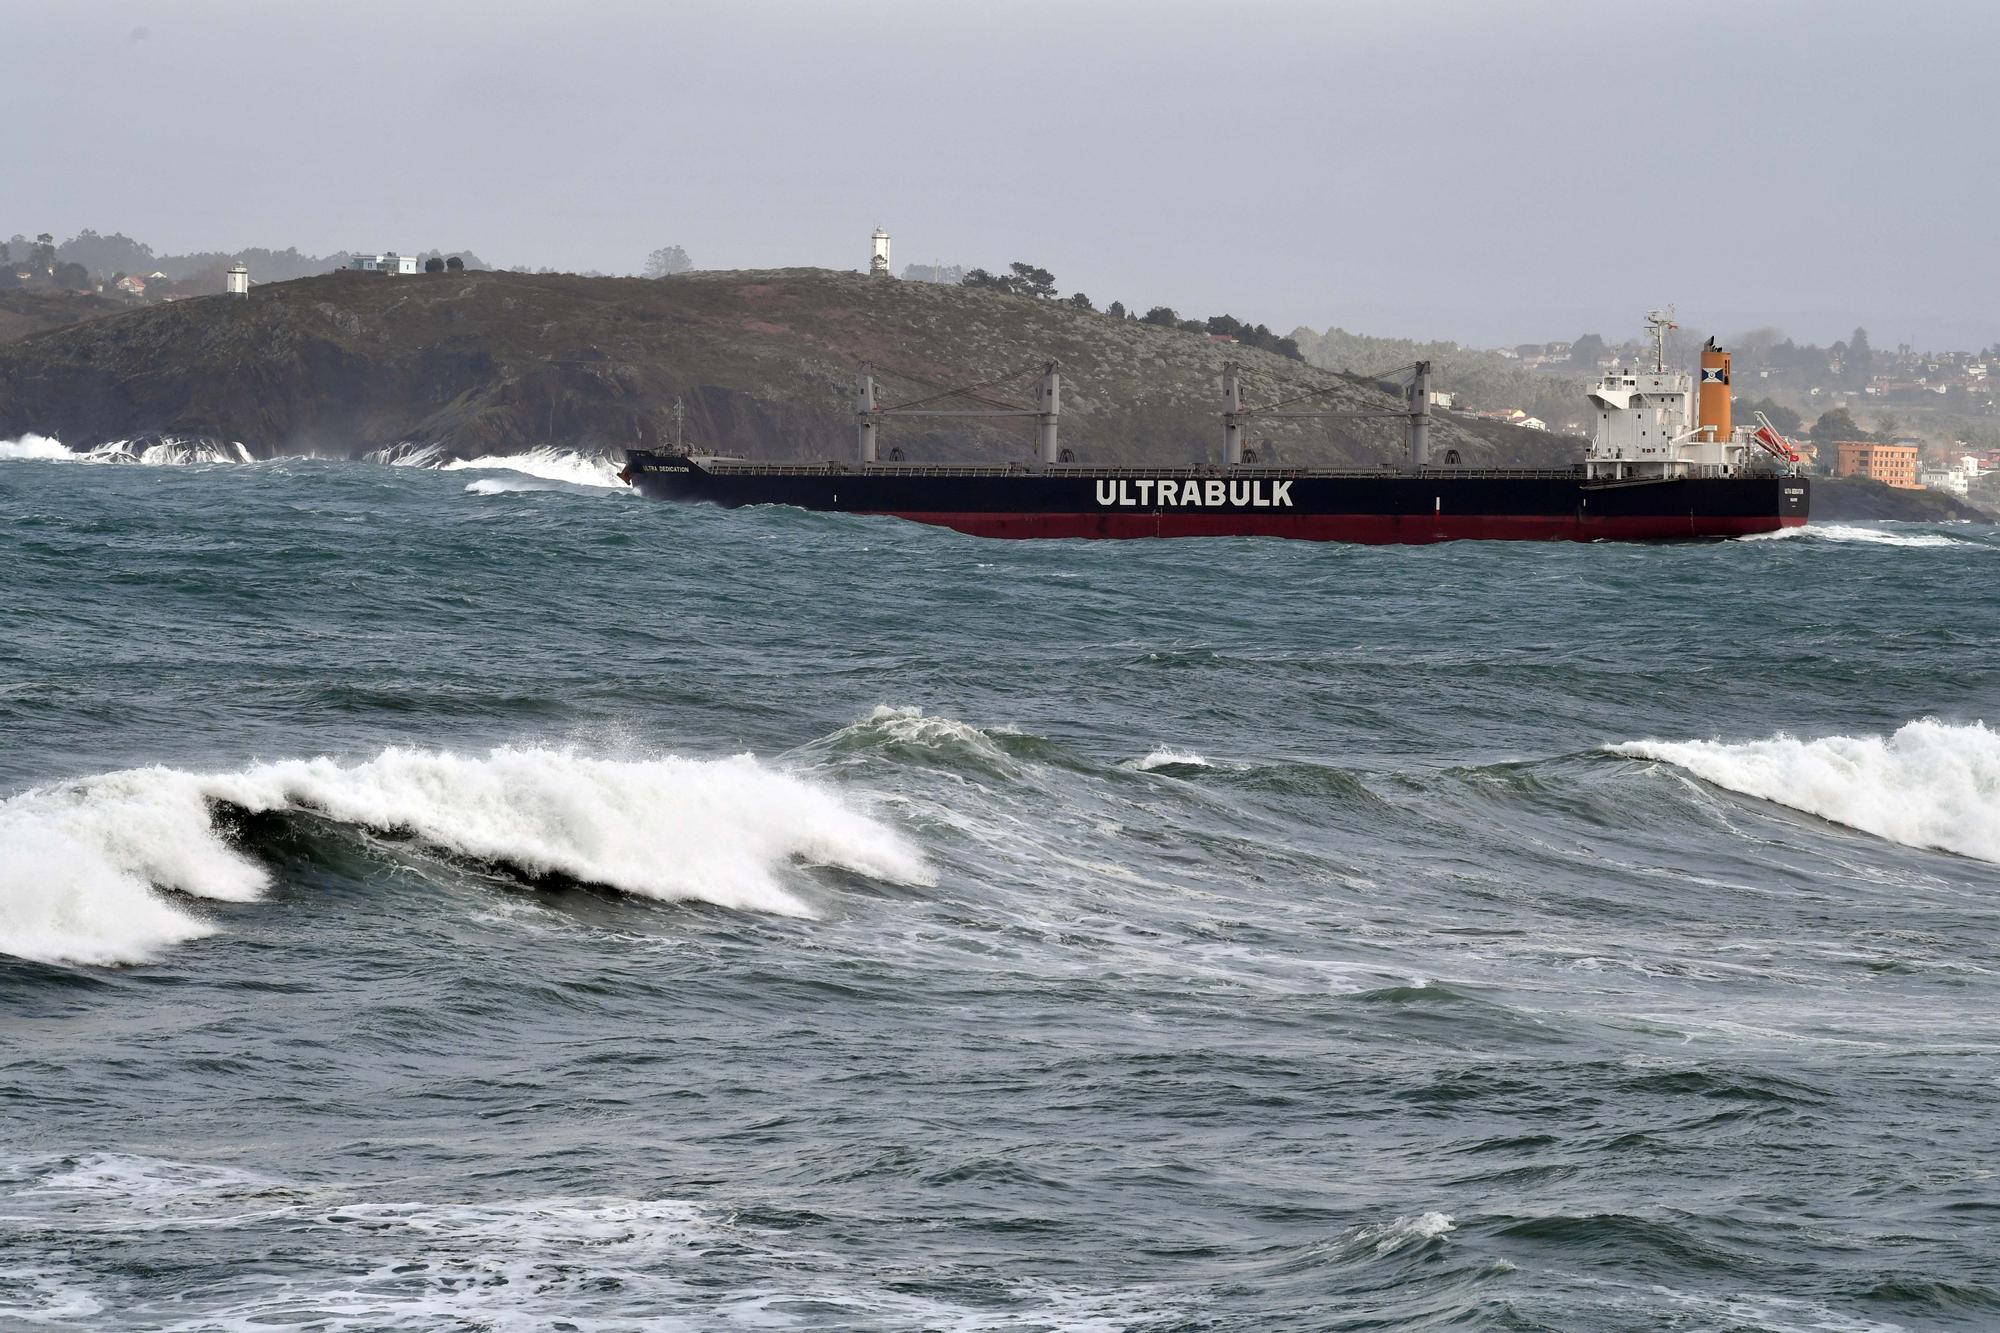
[0,289,128,346]
[1290,325,1592,435]
[0,268,1570,468]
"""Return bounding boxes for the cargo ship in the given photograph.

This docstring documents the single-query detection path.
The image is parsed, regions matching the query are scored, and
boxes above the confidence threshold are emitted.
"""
[621,312,1808,542]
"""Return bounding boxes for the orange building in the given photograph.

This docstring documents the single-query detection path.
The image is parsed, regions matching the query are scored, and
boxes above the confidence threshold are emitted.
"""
[1835,441,1920,489]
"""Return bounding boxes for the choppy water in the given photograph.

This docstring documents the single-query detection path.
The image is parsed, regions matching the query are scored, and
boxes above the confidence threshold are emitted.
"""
[3,445,1999,1331]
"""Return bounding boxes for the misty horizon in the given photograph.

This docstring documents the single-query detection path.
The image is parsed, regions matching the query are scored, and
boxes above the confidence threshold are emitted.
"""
[5,0,1996,351]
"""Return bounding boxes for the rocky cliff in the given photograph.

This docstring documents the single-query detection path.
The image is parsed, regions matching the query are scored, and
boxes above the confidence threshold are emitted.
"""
[1811,476,1993,522]
[0,268,1570,469]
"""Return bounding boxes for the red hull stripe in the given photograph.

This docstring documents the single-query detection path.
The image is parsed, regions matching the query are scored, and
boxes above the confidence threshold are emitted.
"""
[853,511,1807,543]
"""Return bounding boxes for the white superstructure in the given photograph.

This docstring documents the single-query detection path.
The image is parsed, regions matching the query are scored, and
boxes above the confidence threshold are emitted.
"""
[1585,311,1764,481]
[1583,311,1805,481]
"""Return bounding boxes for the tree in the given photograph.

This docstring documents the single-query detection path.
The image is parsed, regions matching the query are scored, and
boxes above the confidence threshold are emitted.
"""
[1106,300,1126,320]
[52,261,89,290]
[1812,407,1867,442]
[57,229,153,278]
[30,233,56,273]
[1068,292,1093,311]
[1874,412,1900,437]
[1141,305,1179,327]
[446,256,464,272]
[1007,262,1056,298]
[1568,333,1607,368]
[961,268,1002,290]
[424,256,446,273]
[1846,327,1874,385]
[644,245,692,278]
[1738,397,1801,435]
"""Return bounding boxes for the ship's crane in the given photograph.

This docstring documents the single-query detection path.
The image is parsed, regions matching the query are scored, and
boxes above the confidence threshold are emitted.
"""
[1224,361,1433,471]
[856,361,1064,465]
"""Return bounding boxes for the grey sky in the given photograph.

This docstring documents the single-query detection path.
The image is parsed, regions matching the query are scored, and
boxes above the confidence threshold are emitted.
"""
[6,0,1995,349]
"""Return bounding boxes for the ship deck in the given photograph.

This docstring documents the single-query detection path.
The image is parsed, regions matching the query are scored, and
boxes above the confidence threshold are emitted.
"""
[684,458,1590,482]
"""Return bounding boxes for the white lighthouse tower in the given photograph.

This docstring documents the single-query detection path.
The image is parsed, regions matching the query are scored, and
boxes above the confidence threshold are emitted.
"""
[869,227,891,278]
[225,262,250,298]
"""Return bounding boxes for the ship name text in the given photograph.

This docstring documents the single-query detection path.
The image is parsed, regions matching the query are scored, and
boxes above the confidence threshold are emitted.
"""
[1094,479,1294,508]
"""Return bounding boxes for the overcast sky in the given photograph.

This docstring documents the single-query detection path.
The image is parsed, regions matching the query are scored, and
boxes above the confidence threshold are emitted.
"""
[5,0,1994,349]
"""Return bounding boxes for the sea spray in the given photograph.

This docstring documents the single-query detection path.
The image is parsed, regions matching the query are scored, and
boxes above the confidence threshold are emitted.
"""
[442,448,624,489]
[0,767,267,966]
[1610,718,2000,862]
[0,434,75,462]
[0,746,932,966]
[0,436,253,465]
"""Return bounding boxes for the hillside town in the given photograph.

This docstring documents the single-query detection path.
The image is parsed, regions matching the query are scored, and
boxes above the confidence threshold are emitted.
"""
[1441,328,2000,504]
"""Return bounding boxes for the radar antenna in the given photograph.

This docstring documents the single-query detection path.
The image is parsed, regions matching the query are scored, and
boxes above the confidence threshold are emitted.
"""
[1645,308,1678,373]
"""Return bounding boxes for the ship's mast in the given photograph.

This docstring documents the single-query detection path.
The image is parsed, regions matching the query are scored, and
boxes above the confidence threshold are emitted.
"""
[1645,308,1677,373]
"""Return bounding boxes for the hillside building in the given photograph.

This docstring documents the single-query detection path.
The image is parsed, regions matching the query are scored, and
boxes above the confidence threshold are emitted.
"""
[1835,440,1920,489]
[349,252,418,275]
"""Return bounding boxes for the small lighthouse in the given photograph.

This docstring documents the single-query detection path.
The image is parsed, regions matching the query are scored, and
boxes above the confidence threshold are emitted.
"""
[225,262,250,298]
[869,227,891,278]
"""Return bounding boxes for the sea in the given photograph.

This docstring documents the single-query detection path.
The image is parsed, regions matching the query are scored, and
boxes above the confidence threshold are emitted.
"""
[3,438,1998,1332]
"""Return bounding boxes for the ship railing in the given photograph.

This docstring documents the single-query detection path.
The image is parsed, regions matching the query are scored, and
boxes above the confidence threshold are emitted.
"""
[697,461,1590,481]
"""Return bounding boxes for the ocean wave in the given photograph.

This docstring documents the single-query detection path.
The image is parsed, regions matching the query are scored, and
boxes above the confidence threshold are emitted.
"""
[371,441,457,467]
[0,746,932,967]
[5,1152,1172,1331]
[1609,718,2000,862]
[441,447,625,489]
[0,434,76,462]
[0,435,254,465]
[1123,747,1216,772]
[1740,523,1966,547]
[1360,1211,1456,1256]
[804,706,1031,778]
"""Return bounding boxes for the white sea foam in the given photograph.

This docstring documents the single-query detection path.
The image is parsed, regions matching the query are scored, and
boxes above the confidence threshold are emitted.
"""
[443,447,624,489]
[1740,522,1965,547]
[0,746,932,966]
[0,767,267,967]
[374,441,454,467]
[857,704,1011,753]
[3,1153,1169,1332]
[0,436,252,465]
[1361,1211,1456,1255]
[1125,748,1215,772]
[0,433,75,462]
[1611,718,2000,862]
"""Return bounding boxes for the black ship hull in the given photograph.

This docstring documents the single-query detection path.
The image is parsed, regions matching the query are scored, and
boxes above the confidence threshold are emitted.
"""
[621,453,1809,543]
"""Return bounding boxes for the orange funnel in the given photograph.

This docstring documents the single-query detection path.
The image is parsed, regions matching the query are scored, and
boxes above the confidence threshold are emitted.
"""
[1698,339,1732,443]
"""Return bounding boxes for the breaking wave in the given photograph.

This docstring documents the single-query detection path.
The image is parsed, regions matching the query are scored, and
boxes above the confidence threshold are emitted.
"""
[370,441,458,467]
[0,434,75,462]
[1610,718,2000,862]
[0,434,253,465]
[1124,747,1215,772]
[1360,1211,1456,1256]
[1740,523,1966,548]
[442,448,624,489]
[0,746,932,967]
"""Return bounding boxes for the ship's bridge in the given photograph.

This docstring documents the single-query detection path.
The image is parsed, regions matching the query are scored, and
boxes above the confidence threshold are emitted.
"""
[1583,315,1762,482]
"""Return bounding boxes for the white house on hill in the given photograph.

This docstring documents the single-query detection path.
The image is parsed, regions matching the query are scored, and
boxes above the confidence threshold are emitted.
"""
[349,252,418,275]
